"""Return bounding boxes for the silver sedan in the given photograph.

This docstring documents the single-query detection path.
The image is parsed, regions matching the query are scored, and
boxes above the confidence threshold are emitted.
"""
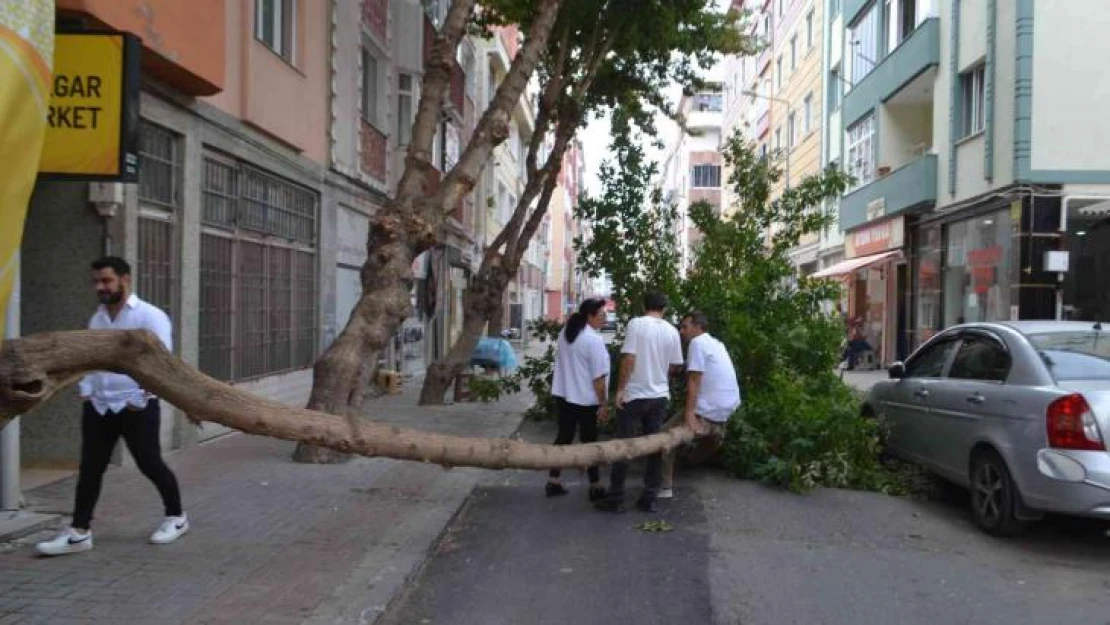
[863,320,1110,536]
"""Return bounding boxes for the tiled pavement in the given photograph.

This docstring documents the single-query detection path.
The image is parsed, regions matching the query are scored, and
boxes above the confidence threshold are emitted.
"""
[0,381,532,625]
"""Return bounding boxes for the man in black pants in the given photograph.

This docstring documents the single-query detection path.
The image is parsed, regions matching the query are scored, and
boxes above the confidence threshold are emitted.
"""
[36,257,188,556]
[595,292,684,513]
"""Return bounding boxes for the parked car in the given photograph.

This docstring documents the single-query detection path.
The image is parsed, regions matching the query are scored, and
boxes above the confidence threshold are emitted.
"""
[602,311,618,332]
[862,320,1110,536]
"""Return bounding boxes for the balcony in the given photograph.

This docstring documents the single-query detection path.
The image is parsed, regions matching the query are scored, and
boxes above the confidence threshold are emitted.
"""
[840,154,937,231]
[843,18,940,125]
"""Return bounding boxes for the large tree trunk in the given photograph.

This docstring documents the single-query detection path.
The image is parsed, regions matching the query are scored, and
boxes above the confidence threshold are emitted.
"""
[419,266,510,405]
[295,0,564,462]
[0,330,696,468]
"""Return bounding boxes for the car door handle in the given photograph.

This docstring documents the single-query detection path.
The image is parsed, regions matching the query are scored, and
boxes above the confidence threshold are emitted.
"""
[966,393,986,405]
[914,388,929,399]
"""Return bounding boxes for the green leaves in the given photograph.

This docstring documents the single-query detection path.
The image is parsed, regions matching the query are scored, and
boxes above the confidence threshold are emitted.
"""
[634,520,675,533]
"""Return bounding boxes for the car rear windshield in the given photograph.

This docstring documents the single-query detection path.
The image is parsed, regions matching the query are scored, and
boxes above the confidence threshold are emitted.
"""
[1028,331,1110,381]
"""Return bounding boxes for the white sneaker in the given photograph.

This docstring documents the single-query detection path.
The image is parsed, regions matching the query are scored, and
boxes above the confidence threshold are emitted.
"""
[150,514,189,544]
[658,488,674,500]
[35,527,93,556]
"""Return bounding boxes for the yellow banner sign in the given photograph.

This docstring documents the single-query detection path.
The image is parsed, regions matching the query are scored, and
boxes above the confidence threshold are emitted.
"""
[0,0,55,342]
[38,32,140,181]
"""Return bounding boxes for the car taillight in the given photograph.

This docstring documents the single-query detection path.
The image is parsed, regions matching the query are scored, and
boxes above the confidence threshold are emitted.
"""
[1047,394,1105,451]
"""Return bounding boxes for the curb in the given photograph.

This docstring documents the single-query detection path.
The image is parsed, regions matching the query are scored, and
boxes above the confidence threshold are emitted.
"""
[0,511,63,543]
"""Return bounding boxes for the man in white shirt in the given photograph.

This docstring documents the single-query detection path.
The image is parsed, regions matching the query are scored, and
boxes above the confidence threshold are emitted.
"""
[659,311,741,500]
[36,257,189,557]
[595,292,684,513]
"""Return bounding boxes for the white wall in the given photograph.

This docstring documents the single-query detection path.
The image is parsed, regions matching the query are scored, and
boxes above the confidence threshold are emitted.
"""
[1030,0,1110,173]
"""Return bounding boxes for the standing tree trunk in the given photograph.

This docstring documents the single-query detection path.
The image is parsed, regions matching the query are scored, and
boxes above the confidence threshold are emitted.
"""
[419,265,510,405]
[418,8,617,405]
[295,0,564,461]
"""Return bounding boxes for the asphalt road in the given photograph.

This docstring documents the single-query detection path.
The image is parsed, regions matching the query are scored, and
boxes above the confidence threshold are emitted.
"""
[381,420,1110,625]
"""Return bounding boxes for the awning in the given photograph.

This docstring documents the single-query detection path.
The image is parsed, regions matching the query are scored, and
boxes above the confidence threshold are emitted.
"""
[810,250,902,279]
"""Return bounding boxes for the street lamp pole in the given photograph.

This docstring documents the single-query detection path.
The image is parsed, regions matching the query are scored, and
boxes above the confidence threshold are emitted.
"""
[742,89,793,190]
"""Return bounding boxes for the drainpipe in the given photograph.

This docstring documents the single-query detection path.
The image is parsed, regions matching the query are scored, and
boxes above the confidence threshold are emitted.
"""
[1,253,22,511]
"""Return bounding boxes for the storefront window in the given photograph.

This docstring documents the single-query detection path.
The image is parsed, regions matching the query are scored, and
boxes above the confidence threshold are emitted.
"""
[1062,200,1110,321]
[943,209,1012,327]
[914,224,942,346]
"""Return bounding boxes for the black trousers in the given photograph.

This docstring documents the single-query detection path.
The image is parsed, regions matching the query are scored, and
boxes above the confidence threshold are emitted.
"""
[549,397,601,483]
[607,397,668,501]
[72,400,183,530]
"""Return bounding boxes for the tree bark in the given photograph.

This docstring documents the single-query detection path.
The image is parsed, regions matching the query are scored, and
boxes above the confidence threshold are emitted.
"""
[295,0,564,462]
[0,330,695,468]
[418,266,510,405]
[417,11,617,406]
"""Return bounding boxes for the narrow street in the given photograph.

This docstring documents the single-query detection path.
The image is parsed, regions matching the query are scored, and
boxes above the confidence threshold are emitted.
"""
[382,420,1110,625]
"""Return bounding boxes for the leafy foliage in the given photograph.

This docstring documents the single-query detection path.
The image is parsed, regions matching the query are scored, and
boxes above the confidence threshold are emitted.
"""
[683,135,897,492]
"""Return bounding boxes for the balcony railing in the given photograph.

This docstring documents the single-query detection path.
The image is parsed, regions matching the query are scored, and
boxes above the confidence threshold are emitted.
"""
[840,154,937,231]
[843,18,940,125]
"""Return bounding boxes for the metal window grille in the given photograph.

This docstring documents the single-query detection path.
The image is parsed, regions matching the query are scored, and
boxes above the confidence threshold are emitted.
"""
[202,157,239,228]
[199,153,319,381]
[137,217,176,318]
[268,246,293,372]
[139,122,182,208]
[240,165,316,243]
[293,250,317,368]
[236,240,269,380]
[199,234,235,381]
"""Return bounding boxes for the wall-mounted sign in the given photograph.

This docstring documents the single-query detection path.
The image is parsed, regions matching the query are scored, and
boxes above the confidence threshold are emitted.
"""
[38,32,141,182]
[847,215,905,258]
[866,197,886,222]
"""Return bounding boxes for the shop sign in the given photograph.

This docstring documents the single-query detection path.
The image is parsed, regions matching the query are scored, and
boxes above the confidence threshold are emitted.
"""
[847,215,904,258]
[39,32,141,182]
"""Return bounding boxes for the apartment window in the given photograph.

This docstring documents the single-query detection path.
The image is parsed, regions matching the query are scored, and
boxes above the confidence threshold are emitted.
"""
[255,0,296,64]
[778,0,785,17]
[774,127,782,151]
[137,121,181,319]
[848,5,879,85]
[899,0,918,42]
[776,56,783,89]
[694,92,722,112]
[361,46,380,126]
[762,13,772,40]
[806,10,815,49]
[199,155,318,382]
[790,36,797,70]
[397,72,415,145]
[846,114,875,188]
[829,69,843,110]
[959,63,986,139]
[692,164,721,188]
[803,93,813,135]
[787,112,796,148]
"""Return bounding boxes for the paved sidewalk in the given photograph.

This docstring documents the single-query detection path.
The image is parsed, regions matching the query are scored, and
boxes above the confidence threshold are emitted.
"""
[0,379,532,625]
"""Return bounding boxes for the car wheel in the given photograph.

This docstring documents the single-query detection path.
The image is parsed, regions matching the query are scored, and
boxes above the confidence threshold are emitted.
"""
[969,450,1029,537]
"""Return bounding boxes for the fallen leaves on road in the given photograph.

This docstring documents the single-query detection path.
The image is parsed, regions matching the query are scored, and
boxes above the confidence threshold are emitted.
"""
[634,520,674,533]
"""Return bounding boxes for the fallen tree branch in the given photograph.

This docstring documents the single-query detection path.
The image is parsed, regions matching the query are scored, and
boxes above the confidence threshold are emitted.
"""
[0,331,695,470]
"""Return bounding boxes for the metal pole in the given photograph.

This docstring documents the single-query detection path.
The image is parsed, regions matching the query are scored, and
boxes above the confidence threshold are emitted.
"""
[1,253,22,511]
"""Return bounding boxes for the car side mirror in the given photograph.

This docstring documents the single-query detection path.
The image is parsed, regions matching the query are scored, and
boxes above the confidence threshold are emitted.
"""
[888,362,906,379]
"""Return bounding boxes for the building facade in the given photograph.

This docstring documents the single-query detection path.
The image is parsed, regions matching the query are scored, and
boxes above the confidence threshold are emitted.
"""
[815,0,1110,366]
[10,0,538,485]
[658,83,724,277]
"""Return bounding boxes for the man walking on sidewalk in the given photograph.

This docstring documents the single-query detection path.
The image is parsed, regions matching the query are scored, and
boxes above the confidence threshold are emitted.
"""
[36,256,189,557]
[595,291,684,514]
[658,311,741,500]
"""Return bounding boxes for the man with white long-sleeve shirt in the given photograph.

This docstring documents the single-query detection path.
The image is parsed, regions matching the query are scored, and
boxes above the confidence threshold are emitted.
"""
[36,256,189,556]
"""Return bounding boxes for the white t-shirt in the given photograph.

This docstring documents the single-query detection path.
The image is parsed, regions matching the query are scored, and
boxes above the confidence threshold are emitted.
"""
[551,325,611,406]
[686,333,741,422]
[621,315,684,401]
